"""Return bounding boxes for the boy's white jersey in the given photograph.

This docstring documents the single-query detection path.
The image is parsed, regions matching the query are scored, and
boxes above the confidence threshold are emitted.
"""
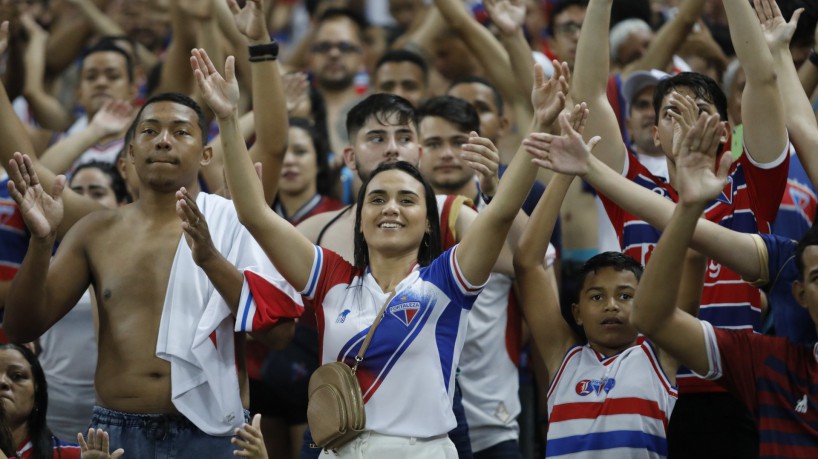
[546,340,677,458]
[238,244,485,438]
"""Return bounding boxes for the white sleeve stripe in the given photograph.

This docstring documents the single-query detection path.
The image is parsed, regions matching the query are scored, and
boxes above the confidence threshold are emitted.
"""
[302,245,322,298]
[696,321,723,380]
[450,246,485,295]
[742,140,790,170]
[235,281,257,333]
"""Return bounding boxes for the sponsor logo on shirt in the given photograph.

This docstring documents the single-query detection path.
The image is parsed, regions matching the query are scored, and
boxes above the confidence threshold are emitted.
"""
[336,309,351,323]
[575,377,616,396]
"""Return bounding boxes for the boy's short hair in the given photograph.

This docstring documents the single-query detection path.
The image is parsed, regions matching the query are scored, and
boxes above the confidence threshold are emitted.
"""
[578,252,644,290]
[448,76,505,116]
[82,41,134,82]
[375,49,429,83]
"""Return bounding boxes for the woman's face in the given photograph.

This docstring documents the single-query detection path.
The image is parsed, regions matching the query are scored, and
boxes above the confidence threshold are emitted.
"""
[360,169,428,259]
[0,349,35,429]
[70,167,120,209]
[280,127,319,196]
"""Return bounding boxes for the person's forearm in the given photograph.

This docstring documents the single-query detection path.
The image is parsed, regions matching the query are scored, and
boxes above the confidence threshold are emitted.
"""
[39,124,106,174]
[771,44,818,188]
[21,89,73,131]
[151,1,198,96]
[632,201,703,333]
[198,253,243,315]
[248,51,287,205]
[571,0,614,99]
[4,236,56,342]
[799,53,818,95]
[499,30,535,107]
[722,0,774,78]
[514,173,572,268]
[218,114,270,228]
[583,154,762,280]
[45,5,95,74]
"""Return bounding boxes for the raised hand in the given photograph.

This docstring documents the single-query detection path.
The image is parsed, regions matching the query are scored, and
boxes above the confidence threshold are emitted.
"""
[461,132,501,198]
[667,92,699,160]
[531,61,570,128]
[523,103,600,175]
[176,187,219,267]
[227,0,268,44]
[7,153,65,239]
[78,428,125,459]
[191,48,239,119]
[484,0,525,36]
[753,0,803,49]
[231,413,269,459]
[90,100,134,137]
[282,72,309,114]
[675,112,732,206]
[0,20,9,56]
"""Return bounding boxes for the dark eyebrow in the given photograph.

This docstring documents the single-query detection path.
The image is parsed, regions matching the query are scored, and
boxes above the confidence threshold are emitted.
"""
[366,189,420,197]
[365,129,387,136]
[141,119,194,126]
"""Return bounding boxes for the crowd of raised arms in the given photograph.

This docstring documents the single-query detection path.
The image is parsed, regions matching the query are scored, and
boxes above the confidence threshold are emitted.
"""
[0,0,817,458]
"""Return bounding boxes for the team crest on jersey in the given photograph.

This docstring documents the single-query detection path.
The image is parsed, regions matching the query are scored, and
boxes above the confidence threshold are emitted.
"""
[389,297,422,326]
[716,176,734,206]
[575,377,616,396]
[336,309,351,323]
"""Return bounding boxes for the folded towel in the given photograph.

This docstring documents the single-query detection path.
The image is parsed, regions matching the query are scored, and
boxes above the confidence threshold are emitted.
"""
[156,193,301,435]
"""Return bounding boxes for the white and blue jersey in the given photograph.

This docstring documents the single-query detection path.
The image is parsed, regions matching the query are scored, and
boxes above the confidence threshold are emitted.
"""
[546,340,677,458]
[237,244,485,438]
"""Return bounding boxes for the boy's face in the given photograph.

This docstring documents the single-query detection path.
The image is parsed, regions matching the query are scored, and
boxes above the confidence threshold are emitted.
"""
[793,246,818,331]
[572,267,639,356]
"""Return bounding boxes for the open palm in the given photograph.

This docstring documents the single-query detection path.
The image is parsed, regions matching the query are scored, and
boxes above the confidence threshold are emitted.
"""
[191,49,240,120]
[675,113,731,206]
[484,0,525,36]
[531,61,570,128]
[754,0,801,49]
[228,0,268,43]
[7,154,64,238]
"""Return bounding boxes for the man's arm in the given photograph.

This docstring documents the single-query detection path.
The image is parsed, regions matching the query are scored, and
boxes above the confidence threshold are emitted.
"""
[0,22,105,239]
[38,100,133,174]
[723,0,787,164]
[4,154,91,342]
[192,49,315,290]
[570,0,627,173]
[229,0,288,205]
[757,1,818,189]
[631,113,732,376]
[514,173,577,381]
[456,64,568,285]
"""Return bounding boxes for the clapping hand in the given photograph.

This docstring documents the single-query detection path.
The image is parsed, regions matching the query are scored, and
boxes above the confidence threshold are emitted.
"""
[78,428,124,459]
[191,48,240,120]
[523,103,599,176]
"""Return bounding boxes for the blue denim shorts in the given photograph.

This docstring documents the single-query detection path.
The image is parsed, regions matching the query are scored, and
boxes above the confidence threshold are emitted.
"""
[90,406,250,459]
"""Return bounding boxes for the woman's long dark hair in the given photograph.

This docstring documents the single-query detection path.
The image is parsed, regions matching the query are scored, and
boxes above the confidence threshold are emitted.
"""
[353,161,441,269]
[0,344,55,459]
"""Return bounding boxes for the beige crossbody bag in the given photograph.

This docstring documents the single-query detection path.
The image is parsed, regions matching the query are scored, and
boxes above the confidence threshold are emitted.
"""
[307,291,397,451]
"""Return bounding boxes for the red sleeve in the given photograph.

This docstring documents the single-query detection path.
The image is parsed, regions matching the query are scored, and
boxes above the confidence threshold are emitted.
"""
[711,328,761,415]
[740,144,790,225]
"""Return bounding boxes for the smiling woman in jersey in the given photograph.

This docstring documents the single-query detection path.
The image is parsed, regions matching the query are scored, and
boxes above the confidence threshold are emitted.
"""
[190,47,567,458]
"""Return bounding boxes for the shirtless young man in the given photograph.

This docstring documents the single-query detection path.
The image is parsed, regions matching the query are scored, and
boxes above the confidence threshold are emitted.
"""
[0,5,296,456]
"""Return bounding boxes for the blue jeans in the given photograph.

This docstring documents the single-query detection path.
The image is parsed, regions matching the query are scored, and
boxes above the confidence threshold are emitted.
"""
[474,440,523,459]
[90,406,249,459]
[300,381,473,459]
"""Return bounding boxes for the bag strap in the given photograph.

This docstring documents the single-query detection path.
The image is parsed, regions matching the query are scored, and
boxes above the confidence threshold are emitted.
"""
[351,290,397,374]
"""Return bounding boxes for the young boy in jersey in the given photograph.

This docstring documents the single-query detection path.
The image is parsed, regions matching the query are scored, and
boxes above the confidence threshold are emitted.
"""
[514,109,681,458]
[629,105,818,458]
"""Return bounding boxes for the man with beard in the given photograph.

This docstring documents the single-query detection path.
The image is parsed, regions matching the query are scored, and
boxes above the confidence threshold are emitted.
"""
[308,8,368,156]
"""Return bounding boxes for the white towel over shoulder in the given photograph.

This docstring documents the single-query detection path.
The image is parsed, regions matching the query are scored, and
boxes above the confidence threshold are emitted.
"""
[156,193,301,436]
